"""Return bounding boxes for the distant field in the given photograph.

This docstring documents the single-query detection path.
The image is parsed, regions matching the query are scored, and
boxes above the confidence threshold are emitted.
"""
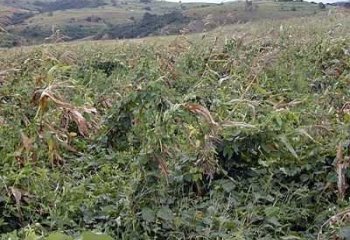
[2,9,346,54]
[22,2,185,26]
[185,1,320,20]
[22,7,143,31]
[0,0,332,48]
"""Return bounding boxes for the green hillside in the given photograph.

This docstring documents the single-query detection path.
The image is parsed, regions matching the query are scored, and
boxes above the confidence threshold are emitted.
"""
[0,0,324,47]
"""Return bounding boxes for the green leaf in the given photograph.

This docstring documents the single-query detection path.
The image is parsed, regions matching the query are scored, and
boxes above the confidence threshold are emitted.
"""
[157,207,174,221]
[266,217,281,227]
[221,180,235,193]
[25,231,40,240]
[80,232,113,240]
[47,232,73,240]
[276,116,283,127]
[264,206,280,217]
[141,207,156,222]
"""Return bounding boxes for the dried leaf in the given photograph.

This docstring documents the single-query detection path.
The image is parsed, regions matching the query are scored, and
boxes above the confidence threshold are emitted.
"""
[31,89,43,105]
[40,90,73,109]
[47,136,64,165]
[33,87,73,118]
[10,187,22,205]
[155,155,169,177]
[0,117,5,126]
[0,25,7,33]
[21,132,33,152]
[337,144,344,162]
[185,103,218,126]
[336,144,349,200]
[60,111,70,130]
[81,107,97,114]
[69,109,89,137]
[221,120,255,128]
[59,51,77,65]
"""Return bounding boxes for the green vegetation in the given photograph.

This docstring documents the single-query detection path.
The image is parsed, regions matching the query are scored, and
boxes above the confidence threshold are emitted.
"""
[0,0,323,47]
[101,11,189,39]
[33,0,107,12]
[0,33,23,48]
[1,11,350,239]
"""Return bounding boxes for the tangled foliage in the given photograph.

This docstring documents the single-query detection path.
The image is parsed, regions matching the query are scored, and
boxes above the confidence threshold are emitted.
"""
[0,14,350,239]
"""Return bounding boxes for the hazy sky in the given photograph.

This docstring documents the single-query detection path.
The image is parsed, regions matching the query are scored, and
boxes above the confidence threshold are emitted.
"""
[164,0,346,3]
[164,0,234,2]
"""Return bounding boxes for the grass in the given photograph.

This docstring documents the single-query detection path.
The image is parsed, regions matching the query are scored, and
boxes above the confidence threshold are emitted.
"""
[0,8,350,240]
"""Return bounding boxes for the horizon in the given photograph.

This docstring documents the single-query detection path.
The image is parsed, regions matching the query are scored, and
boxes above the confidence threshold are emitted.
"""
[163,0,348,4]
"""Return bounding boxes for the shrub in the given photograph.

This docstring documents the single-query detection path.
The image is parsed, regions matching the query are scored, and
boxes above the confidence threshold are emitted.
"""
[318,2,326,9]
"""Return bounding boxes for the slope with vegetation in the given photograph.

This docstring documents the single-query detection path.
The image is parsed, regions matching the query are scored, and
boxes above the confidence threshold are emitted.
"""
[0,0,325,47]
[1,9,350,239]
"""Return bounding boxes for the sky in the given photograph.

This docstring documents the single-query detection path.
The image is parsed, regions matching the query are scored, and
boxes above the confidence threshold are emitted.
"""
[164,0,234,2]
[163,0,347,3]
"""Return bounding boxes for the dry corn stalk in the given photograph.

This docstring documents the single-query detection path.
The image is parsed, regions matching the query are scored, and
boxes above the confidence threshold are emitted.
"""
[184,103,219,126]
[336,144,349,201]
[154,153,169,184]
[47,135,64,166]
[9,187,32,206]
[184,103,255,129]
[184,102,255,177]
[14,131,38,166]
[184,103,220,176]
[33,84,98,138]
[196,134,218,178]
[59,51,77,65]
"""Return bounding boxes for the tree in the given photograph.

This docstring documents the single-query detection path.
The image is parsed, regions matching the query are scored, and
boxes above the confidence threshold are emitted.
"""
[318,2,326,9]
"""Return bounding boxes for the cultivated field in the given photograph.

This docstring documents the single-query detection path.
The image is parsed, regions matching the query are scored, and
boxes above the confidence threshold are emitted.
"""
[0,0,324,47]
[0,7,350,240]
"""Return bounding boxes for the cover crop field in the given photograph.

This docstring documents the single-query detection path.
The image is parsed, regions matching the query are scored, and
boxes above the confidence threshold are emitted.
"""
[0,9,350,240]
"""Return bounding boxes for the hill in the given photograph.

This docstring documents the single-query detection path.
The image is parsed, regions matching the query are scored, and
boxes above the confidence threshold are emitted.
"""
[0,0,325,47]
[1,7,350,239]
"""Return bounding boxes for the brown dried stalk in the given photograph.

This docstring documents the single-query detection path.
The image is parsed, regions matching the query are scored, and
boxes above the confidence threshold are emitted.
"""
[184,103,219,126]
[336,144,349,201]
[33,85,98,138]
